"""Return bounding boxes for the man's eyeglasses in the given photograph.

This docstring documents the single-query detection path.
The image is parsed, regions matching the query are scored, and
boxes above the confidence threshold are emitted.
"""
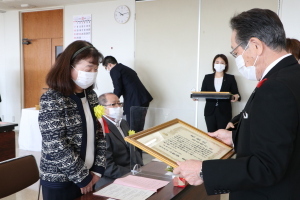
[103,102,123,107]
[230,42,243,58]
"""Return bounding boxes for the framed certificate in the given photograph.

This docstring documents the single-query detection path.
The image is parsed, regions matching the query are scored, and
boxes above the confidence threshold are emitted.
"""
[191,91,232,99]
[124,119,234,168]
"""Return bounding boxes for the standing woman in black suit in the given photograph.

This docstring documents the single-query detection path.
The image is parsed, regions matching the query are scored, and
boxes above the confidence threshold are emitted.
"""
[201,54,241,132]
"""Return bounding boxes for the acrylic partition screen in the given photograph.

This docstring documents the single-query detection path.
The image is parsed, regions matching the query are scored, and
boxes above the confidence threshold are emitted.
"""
[129,106,196,134]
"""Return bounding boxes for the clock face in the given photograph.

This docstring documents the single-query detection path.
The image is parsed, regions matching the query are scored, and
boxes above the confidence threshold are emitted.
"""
[114,5,130,24]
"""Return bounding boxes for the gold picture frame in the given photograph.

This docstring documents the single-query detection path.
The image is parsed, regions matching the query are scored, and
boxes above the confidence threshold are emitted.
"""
[125,118,234,168]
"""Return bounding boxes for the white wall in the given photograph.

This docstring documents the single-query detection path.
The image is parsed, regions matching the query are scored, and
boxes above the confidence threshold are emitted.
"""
[136,0,199,126]
[64,0,135,97]
[197,0,277,131]
[0,11,21,124]
[280,0,300,40]
[0,13,4,121]
[135,0,278,132]
[0,0,299,132]
[0,0,135,126]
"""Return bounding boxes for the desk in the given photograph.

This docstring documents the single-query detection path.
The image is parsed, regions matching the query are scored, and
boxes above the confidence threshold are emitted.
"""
[76,161,219,200]
[19,108,42,151]
[0,122,18,162]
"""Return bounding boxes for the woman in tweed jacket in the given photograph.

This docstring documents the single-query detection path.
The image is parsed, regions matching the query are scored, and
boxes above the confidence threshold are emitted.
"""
[38,40,106,200]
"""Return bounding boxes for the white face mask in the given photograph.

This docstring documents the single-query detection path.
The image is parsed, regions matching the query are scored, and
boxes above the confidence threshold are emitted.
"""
[214,64,226,72]
[234,42,258,81]
[72,67,98,89]
[107,107,123,121]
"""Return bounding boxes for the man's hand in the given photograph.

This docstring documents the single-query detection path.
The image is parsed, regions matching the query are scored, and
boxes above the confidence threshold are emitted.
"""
[208,129,233,146]
[173,160,203,186]
[225,122,235,130]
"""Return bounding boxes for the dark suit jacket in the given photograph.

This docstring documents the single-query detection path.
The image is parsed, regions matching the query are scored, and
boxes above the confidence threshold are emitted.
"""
[110,63,153,116]
[201,73,240,118]
[95,117,143,189]
[203,55,300,200]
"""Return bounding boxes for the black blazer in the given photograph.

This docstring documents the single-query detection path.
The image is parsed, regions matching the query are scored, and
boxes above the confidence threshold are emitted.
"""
[203,56,300,199]
[110,63,153,116]
[201,73,240,117]
[95,118,143,189]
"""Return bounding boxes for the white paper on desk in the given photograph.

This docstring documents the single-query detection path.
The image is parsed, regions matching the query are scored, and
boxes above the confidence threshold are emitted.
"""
[94,183,155,200]
[114,175,169,192]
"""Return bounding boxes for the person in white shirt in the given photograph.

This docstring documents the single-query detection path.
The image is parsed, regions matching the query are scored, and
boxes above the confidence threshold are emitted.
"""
[199,54,241,132]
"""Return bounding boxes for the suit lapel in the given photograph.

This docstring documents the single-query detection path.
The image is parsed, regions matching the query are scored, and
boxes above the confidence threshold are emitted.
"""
[220,73,228,92]
[120,120,129,137]
[263,55,297,79]
[105,118,127,146]
[233,55,297,148]
[208,73,216,92]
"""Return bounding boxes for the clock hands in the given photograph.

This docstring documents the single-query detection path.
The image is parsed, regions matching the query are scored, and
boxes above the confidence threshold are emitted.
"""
[118,12,129,16]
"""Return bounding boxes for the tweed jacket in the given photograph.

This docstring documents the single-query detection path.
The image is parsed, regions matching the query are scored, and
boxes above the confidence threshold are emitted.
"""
[38,89,106,188]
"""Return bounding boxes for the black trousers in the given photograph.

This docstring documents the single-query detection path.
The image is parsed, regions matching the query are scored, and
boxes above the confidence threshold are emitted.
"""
[126,102,150,159]
[204,106,231,133]
[127,102,150,132]
[42,183,82,200]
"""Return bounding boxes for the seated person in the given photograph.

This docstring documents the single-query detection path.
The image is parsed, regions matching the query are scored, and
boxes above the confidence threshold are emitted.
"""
[95,93,143,189]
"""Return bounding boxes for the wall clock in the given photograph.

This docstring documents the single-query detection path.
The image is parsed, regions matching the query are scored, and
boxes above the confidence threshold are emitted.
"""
[114,5,130,24]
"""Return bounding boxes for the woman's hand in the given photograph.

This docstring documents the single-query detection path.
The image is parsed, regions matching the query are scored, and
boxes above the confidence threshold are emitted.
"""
[80,180,93,195]
[81,173,101,194]
[231,94,239,102]
[92,173,101,185]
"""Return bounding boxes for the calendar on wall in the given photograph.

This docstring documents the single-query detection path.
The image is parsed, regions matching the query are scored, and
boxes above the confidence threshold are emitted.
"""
[73,14,92,42]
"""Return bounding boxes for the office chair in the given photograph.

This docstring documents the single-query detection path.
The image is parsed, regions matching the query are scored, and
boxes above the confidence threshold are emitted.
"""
[0,155,40,198]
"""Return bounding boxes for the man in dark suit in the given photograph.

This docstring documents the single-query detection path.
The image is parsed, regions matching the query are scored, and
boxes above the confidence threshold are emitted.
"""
[103,56,153,133]
[174,9,300,200]
[95,93,143,190]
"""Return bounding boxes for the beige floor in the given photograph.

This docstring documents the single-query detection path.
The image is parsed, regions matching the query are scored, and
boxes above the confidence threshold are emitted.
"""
[2,132,228,200]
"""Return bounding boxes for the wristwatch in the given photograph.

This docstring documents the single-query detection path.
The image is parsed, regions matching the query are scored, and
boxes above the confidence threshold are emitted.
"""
[200,169,203,180]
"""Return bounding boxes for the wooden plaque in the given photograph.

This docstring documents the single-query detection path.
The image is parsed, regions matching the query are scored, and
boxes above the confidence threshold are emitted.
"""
[125,119,234,168]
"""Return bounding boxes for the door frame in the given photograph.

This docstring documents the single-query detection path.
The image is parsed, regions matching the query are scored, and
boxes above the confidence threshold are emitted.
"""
[20,7,64,109]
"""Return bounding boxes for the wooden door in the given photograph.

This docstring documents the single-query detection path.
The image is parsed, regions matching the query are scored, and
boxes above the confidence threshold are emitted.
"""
[22,9,63,108]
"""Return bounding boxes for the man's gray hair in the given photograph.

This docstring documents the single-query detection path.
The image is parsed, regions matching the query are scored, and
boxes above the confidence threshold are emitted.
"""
[230,8,286,51]
[98,92,115,105]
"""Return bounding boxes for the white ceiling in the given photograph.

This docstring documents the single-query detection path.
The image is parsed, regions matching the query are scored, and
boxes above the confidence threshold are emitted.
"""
[0,0,116,12]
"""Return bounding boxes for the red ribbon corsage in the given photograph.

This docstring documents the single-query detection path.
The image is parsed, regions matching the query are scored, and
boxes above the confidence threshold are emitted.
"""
[257,78,268,88]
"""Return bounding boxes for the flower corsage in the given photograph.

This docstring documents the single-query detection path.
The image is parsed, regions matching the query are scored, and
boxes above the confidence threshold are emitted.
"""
[94,105,109,134]
[128,130,136,136]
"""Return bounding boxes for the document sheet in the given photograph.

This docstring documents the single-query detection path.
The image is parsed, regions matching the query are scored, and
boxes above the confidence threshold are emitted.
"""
[94,175,169,200]
[137,123,231,162]
[94,183,155,200]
